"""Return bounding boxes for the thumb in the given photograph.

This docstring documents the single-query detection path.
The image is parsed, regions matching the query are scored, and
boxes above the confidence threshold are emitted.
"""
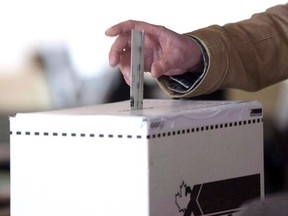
[151,56,184,78]
[150,58,170,78]
[150,62,162,78]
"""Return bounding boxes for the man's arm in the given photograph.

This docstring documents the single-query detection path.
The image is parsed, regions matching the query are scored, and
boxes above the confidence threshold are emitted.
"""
[157,4,288,98]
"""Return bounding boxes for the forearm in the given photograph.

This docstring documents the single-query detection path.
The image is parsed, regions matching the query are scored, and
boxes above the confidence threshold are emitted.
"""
[158,3,288,98]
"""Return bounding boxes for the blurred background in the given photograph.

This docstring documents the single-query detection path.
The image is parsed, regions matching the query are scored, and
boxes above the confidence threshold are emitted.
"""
[1,0,288,215]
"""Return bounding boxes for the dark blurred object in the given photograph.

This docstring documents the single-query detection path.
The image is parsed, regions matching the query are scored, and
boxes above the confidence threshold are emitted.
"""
[0,143,9,171]
[264,122,288,194]
[0,115,10,216]
[238,192,288,216]
[0,207,10,216]
[0,196,9,209]
[0,115,10,171]
[105,72,130,102]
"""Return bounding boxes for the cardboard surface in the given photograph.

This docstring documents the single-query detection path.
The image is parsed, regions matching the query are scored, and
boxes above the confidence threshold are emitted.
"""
[10,99,264,216]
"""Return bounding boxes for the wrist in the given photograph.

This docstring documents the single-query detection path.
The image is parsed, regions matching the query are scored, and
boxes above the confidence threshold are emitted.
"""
[186,35,209,74]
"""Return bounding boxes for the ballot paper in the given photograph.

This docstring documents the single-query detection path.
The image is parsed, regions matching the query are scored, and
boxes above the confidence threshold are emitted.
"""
[130,29,144,110]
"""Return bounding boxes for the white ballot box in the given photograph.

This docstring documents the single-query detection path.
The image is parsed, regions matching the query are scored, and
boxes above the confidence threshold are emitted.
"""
[10,99,264,216]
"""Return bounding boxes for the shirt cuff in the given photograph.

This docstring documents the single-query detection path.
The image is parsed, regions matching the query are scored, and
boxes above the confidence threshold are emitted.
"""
[167,36,209,94]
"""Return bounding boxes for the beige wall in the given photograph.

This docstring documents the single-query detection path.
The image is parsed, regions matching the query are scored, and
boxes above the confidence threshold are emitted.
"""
[227,81,285,125]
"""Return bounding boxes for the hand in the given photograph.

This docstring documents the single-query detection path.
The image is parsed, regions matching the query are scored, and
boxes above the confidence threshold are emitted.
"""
[105,20,203,85]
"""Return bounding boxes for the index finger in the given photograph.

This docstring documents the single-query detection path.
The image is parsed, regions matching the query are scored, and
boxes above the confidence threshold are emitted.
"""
[105,20,152,37]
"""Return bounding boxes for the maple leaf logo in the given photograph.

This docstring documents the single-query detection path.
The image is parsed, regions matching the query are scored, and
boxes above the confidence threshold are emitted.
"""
[175,181,192,214]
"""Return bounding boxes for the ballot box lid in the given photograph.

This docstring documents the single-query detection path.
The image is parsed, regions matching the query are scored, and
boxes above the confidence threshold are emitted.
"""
[10,99,263,134]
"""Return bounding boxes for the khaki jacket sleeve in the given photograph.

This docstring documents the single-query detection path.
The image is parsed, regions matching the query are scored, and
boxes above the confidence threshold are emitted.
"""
[157,3,288,98]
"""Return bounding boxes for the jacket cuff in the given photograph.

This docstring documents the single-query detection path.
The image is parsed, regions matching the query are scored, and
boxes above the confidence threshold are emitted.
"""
[166,36,209,94]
